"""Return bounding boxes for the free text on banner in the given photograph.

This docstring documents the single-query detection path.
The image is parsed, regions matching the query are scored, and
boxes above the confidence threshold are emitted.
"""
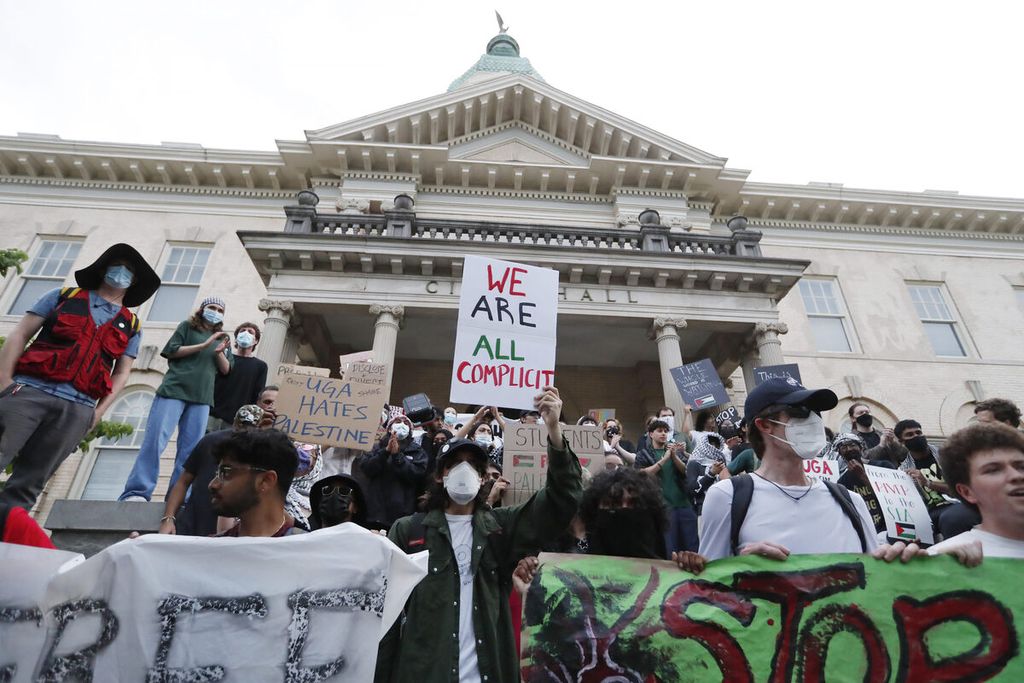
[522,552,1023,682]
[0,525,427,682]
[502,423,604,506]
[273,362,389,450]
[450,255,559,409]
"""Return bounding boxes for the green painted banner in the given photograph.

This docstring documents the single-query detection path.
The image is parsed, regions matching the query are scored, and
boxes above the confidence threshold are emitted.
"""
[522,553,1022,682]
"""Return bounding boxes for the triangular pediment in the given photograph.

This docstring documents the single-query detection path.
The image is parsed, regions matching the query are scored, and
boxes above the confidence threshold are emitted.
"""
[304,75,726,167]
[448,124,588,166]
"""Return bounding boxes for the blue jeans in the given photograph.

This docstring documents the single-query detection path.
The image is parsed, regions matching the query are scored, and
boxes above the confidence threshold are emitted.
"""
[119,396,209,501]
[665,506,699,557]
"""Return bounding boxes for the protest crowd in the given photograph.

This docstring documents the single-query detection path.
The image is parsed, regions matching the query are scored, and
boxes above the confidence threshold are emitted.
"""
[1,244,1022,681]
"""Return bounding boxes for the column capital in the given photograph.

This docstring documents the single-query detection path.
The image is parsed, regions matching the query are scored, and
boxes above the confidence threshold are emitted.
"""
[369,304,405,322]
[754,321,788,338]
[258,298,294,316]
[649,316,687,340]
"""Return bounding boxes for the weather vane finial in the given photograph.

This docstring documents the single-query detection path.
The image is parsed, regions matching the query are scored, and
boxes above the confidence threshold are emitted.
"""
[495,10,509,34]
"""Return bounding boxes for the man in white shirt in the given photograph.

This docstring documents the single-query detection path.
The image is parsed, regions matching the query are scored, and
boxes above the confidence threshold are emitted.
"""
[699,377,878,561]
[925,422,1024,558]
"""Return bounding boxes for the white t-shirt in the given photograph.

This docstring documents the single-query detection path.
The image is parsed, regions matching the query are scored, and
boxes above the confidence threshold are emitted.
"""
[927,528,1024,559]
[698,475,879,561]
[445,513,480,683]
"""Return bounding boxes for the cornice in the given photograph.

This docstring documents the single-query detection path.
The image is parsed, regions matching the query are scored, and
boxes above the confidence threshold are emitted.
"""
[0,174,294,199]
[416,184,609,203]
[447,120,591,159]
[741,216,1024,242]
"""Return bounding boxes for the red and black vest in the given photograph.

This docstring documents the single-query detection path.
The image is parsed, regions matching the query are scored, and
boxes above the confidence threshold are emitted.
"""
[15,287,139,400]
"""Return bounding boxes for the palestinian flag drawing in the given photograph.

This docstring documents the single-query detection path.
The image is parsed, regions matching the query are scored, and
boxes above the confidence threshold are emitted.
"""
[895,522,917,540]
[513,454,535,467]
[693,394,717,408]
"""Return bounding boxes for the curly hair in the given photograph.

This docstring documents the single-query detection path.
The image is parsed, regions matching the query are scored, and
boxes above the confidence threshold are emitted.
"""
[975,398,1022,428]
[939,423,1024,513]
[579,468,667,540]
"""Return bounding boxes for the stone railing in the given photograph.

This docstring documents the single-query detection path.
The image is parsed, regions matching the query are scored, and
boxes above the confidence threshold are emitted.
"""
[284,192,762,257]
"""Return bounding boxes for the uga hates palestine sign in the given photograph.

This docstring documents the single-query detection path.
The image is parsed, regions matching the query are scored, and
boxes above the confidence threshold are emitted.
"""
[450,256,559,409]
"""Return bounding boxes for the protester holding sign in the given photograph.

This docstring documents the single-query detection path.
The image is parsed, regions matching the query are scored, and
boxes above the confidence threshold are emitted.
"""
[357,414,428,530]
[376,386,583,683]
[699,378,877,561]
[834,431,896,538]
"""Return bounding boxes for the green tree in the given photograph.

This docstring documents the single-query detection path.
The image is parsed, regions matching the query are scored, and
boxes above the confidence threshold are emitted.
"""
[0,248,28,277]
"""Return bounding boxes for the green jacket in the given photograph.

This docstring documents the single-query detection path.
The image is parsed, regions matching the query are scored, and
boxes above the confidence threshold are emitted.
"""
[376,436,583,683]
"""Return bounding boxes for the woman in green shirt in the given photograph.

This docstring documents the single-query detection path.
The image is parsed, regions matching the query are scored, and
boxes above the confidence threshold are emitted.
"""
[119,296,233,501]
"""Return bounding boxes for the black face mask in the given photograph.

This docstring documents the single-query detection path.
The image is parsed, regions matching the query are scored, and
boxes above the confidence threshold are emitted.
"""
[905,435,928,452]
[855,414,874,428]
[318,493,353,527]
[588,508,661,559]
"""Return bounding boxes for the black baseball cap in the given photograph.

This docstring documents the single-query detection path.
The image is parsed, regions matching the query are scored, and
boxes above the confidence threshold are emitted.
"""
[744,377,838,419]
[435,438,488,471]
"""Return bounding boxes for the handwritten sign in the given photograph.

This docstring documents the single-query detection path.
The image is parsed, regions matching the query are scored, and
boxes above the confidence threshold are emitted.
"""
[803,457,841,482]
[523,553,1024,682]
[0,526,426,682]
[338,350,373,377]
[753,362,803,386]
[866,465,935,545]
[502,423,603,505]
[450,255,559,410]
[669,359,729,410]
[272,362,329,385]
[714,405,740,427]
[588,408,616,423]
[273,362,389,450]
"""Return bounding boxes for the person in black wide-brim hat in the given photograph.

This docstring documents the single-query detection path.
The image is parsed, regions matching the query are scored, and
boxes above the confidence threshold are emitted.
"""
[0,243,161,510]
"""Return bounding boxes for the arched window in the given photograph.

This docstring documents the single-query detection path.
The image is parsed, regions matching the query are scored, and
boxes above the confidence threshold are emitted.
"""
[81,389,154,500]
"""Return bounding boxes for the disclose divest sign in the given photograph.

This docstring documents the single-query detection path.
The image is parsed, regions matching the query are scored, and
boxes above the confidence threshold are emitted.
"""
[522,553,1023,682]
[0,526,427,683]
[450,256,559,410]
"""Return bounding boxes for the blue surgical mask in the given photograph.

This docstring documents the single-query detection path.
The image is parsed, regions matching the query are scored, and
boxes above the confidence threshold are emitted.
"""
[104,265,134,289]
[236,331,255,348]
[202,307,224,324]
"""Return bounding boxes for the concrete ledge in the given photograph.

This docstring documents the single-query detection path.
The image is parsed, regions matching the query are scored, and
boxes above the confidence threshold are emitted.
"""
[45,500,164,557]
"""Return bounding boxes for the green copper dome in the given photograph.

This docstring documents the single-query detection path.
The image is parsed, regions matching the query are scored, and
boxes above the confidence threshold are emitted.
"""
[447,33,545,92]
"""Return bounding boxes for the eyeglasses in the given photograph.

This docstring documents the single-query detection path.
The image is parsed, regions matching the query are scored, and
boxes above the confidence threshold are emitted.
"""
[321,483,353,497]
[761,404,813,420]
[213,464,269,482]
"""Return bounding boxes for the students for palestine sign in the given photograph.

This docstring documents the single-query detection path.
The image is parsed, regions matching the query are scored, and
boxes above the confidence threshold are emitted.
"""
[450,255,559,409]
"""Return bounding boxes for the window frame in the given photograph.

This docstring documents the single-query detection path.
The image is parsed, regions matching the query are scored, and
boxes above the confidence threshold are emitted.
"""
[69,387,156,501]
[2,237,84,317]
[142,243,214,324]
[905,282,972,358]
[795,277,859,354]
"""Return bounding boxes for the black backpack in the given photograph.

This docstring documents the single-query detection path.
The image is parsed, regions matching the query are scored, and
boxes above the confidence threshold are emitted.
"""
[729,473,868,556]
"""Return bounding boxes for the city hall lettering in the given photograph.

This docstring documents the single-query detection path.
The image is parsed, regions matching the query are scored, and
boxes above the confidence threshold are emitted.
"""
[426,280,640,305]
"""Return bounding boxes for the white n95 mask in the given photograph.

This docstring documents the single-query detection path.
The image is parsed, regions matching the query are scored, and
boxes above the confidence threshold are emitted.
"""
[768,412,827,460]
[443,461,481,505]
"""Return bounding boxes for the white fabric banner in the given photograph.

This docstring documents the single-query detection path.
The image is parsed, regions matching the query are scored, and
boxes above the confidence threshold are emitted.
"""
[0,525,426,682]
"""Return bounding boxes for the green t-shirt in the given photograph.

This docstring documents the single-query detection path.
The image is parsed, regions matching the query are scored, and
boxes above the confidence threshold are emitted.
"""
[728,448,759,475]
[158,320,234,406]
[655,448,691,509]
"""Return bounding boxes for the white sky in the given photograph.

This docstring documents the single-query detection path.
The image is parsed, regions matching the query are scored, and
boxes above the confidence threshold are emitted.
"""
[2,0,1021,199]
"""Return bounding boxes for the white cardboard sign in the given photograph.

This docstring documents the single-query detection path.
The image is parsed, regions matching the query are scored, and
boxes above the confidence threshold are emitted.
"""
[450,255,559,409]
[866,465,936,545]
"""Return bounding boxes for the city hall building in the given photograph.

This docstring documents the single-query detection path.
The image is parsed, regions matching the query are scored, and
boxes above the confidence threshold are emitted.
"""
[1,29,1022,523]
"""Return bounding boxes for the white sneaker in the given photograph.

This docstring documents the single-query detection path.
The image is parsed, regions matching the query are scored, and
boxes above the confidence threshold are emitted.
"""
[122,495,148,502]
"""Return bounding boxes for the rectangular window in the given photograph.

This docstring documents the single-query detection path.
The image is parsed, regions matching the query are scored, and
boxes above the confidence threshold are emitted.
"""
[81,391,153,500]
[146,246,211,322]
[797,279,853,352]
[6,239,82,315]
[907,284,966,357]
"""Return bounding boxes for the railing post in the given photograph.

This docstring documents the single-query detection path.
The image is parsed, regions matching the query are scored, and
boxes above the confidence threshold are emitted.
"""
[283,191,319,233]
[639,209,672,252]
[727,215,763,256]
[384,193,415,237]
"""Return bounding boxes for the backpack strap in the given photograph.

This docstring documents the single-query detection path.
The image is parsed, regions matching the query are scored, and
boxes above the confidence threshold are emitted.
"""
[0,502,11,539]
[58,286,81,302]
[822,480,869,553]
[729,473,755,556]
[402,512,428,553]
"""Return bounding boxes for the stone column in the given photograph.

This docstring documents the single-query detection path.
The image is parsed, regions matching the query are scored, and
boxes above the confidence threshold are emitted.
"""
[257,299,294,365]
[369,304,404,402]
[753,321,789,367]
[650,316,687,417]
